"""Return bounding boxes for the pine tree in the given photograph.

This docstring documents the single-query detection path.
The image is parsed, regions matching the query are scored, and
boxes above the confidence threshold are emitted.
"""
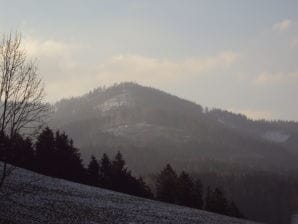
[193,178,204,209]
[99,153,112,188]
[176,171,196,207]
[228,201,244,218]
[111,151,128,190]
[99,151,153,198]
[205,186,229,215]
[135,177,153,198]
[156,164,178,203]
[54,131,84,181]
[9,135,34,170]
[112,151,126,173]
[205,186,213,211]
[35,128,84,182]
[213,187,229,215]
[87,155,100,186]
[35,127,55,175]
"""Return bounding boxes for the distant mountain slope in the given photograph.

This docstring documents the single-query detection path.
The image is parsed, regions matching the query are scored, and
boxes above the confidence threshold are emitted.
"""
[0,166,258,224]
[50,82,298,174]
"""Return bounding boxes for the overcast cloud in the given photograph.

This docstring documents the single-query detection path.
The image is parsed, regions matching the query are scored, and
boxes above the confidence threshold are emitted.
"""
[1,0,297,121]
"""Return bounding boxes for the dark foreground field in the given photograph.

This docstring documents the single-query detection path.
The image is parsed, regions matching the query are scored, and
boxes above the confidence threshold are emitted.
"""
[0,166,258,224]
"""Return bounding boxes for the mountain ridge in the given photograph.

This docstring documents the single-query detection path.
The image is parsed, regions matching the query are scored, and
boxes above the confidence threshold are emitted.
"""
[50,82,298,174]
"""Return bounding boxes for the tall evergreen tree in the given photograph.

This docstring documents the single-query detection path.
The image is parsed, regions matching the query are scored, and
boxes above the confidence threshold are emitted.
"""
[54,131,84,181]
[212,187,229,215]
[9,135,34,170]
[227,201,244,218]
[193,178,204,209]
[35,127,55,175]
[35,128,84,181]
[98,152,153,198]
[135,176,153,198]
[205,186,229,215]
[176,171,196,207]
[87,155,100,186]
[205,186,213,211]
[112,151,126,173]
[111,151,128,191]
[99,153,113,188]
[156,164,178,203]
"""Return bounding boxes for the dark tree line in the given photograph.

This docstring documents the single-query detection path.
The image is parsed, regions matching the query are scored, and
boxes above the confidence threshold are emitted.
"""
[0,127,152,198]
[1,127,243,219]
[86,152,152,198]
[155,164,243,218]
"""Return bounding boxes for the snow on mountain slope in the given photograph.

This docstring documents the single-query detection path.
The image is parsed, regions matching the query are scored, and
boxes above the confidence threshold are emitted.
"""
[94,92,134,113]
[0,167,258,224]
[262,131,290,143]
[50,83,298,174]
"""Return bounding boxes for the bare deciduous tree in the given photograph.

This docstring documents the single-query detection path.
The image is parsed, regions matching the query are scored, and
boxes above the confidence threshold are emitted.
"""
[0,33,49,188]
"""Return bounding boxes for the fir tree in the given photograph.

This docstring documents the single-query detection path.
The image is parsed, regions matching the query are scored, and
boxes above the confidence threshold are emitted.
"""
[111,151,128,191]
[54,131,84,181]
[228,201,244,218]
[176,171,196,207]
[9,135,34,170]
[87,155,100,186]
[156,164,178,203]
[205,186,229,215]
[35,127,55,175]
[193,178,204,209]
[99,153,113,188]
[205,186,213,211]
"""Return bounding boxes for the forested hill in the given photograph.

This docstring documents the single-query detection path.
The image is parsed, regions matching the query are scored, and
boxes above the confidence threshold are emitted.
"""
[51,82,298,174]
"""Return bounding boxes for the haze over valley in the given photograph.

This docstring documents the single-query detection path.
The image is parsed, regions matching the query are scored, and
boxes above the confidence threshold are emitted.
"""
[1,1,298,224]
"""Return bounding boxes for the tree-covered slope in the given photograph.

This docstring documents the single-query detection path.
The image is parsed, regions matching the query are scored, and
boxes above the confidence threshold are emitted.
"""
[51,82,298,174]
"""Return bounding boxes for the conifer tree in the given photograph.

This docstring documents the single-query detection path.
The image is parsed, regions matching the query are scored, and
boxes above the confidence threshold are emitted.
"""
[205,186,213,211]
[176,171,196,207]
[111,151,131,192]
[9,134,34,170]
[112,151,126,173]
[194,178,204,209]
[213,187,229,215]
[35,128,84,181]
[205,186,229,215]
[35,127,55,175]
[87,155,100,186]
[54,131,84,181]
[55,131,83,181]
[99,153,112,188]
[135,176,153,198]
[156,164,178,203]
[228,201,244,218]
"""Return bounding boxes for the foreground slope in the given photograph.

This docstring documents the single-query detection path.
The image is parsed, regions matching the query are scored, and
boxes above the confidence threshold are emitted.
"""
[0,167,257,224]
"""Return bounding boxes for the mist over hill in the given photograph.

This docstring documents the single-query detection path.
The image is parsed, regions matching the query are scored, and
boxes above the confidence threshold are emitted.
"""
[50,82,298,175]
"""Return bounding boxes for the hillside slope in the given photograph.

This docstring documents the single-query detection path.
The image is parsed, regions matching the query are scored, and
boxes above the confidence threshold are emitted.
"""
[51,82,298,174]
[0,167,257,224]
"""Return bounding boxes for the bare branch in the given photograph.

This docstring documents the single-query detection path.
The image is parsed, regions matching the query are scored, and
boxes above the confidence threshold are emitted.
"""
[0,32,49,189]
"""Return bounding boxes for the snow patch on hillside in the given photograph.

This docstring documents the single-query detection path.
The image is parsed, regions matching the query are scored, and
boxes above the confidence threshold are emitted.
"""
[262,131,290,143]
[94,93,133,112]
[106,122,192,143]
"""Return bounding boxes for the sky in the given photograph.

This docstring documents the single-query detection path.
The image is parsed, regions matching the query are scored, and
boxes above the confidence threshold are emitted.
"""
[0,0,298,121]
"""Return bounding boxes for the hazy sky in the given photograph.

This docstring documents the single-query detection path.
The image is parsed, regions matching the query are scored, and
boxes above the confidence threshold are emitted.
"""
[1,0,298,121]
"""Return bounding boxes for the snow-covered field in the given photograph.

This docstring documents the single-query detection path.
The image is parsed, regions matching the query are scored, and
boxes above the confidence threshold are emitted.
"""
[0,167,258,224]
